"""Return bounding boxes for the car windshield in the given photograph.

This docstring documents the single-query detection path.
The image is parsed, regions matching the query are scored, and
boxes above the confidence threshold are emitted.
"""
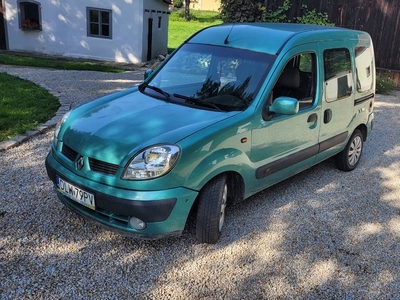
[144,43,276,111]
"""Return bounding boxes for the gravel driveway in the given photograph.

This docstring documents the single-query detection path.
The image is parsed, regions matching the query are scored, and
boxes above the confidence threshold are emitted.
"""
[1,65,400,299]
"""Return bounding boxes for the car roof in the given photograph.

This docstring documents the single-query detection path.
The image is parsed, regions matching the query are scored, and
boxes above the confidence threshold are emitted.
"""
[187,23,370,55]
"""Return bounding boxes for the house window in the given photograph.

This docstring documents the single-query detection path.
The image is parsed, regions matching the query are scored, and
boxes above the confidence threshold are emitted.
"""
[18,1,41,31]
[87,8,112,39]
[158,16,162,29]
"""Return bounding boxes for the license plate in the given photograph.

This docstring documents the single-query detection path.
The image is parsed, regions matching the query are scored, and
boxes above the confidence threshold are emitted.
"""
[56,176,95,210]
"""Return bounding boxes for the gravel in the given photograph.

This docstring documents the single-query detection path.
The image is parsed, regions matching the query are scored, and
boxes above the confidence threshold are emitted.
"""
[1,65,400,299]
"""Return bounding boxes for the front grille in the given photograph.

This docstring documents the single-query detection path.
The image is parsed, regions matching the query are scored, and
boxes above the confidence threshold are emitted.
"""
[96,207,130,225]
[89,158,119,176]
[62,144,78,161]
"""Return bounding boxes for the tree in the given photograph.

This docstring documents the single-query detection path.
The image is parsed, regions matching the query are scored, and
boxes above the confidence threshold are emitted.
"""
[220,0,333,25]
[184,0,191,21]
[173,0,184,8]
[220,0,265,23]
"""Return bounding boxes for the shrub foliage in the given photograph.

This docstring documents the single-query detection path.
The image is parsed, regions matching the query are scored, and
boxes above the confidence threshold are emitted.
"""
[220,0,334,25]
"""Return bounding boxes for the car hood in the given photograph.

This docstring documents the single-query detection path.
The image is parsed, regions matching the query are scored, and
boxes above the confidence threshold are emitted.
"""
[62,90,238,164]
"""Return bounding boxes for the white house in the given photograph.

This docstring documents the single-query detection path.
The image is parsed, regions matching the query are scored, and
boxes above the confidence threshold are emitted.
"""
[0,0,171,63]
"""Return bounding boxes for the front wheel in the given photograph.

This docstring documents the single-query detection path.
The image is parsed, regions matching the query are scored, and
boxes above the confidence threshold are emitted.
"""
[196,174,228,244]
[335,129,364,172]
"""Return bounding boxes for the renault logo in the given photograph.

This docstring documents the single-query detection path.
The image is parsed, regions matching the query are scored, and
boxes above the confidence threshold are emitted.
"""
[76,156,84,171]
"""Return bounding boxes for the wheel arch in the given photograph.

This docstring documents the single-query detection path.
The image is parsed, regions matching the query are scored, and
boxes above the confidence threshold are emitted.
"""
[355,123,368,142]
[184,147,251,194]
[186,170,245,238]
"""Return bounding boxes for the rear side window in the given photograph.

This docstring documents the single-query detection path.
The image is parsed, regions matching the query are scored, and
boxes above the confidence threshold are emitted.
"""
[324,48,353,102]
[355,46,374,93]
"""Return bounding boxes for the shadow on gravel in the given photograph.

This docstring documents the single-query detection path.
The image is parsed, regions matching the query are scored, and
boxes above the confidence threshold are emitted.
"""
[1,94,400,298]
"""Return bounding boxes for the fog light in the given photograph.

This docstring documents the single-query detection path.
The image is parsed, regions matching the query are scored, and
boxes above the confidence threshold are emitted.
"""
[129,217,147,230]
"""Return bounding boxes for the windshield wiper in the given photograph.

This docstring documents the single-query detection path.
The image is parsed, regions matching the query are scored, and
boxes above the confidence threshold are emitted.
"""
[139,83,172,101]
[173,93,222,111]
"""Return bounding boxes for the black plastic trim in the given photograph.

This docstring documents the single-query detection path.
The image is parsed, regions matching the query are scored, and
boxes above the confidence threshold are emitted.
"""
[354,93,374,105]
[255,131,349,179]
[46,157,176,222]
[58,195,182,240]
[256,144,319,179]
[319,132,348,153]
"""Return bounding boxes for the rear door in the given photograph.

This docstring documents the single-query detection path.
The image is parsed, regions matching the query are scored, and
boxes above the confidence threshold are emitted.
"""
[316,45,355,161]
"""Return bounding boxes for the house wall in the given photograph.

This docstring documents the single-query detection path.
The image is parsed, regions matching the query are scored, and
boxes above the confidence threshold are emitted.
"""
[142,1,170,62]
[200,0,221,11]
[4,0,169,63]
[191,0,220,11]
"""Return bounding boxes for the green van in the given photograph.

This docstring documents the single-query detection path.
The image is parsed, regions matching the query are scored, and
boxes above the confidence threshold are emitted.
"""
[46,23,375,243]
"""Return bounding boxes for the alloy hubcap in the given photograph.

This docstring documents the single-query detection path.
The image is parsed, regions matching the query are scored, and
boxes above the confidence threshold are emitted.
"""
[348,135,362,166]
[218,184,228,232]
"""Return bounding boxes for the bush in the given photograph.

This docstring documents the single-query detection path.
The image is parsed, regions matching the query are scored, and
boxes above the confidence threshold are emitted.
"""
[376,75,396,95]
[220,0,265,23]
[220,0,334,25]
[263,0,291,23]
[294,5,334,26]
[169,9,198,21]
[173,0,184,9]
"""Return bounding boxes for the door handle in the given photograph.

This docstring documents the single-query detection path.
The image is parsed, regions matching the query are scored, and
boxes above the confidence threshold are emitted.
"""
[307,113,318,123]
[324,109,332,124]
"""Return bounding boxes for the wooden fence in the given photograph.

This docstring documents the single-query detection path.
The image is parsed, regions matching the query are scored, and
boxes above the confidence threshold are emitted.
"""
[265,0,400,74]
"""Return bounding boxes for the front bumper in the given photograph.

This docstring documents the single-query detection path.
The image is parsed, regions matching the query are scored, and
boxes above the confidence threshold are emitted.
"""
[45,151,198,239]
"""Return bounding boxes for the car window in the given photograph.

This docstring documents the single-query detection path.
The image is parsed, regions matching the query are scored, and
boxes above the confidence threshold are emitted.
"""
[158,50,211,88]
[355,46,374,94]
[272,52,317,110]
[147,43,275,111]
[324,48,353,102]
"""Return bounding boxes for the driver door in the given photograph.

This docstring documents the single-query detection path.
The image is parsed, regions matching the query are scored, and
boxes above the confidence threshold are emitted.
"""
[250,47,321,193]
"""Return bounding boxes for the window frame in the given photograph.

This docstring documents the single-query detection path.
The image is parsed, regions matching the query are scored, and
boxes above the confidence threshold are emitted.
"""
[271,51,317,111]
[18,0,42,31]
[86,7,112,39]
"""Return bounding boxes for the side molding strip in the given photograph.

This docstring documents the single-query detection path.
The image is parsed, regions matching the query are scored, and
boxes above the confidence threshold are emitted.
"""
[255,145,319,179]
[354,93,374,105]
[256,131,348,179]
[319,131,348,153]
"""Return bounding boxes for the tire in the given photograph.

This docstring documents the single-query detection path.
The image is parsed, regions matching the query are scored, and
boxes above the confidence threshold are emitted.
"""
[196,174,228,244]
[335,129,364,172]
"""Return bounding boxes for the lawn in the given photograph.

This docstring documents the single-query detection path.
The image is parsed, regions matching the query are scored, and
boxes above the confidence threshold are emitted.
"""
[0,73,59,142]
[168,10,223,51]
[0,55,125,73]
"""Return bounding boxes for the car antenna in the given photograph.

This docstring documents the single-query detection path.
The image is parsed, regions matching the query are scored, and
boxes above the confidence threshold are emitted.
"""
[224,25,234,45]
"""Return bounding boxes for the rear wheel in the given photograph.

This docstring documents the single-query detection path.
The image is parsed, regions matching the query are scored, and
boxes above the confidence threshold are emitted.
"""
[196,174,228,244]
[335,129,364,171]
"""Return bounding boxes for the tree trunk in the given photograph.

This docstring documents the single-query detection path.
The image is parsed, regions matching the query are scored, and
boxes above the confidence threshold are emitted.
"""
[185,0,190,21]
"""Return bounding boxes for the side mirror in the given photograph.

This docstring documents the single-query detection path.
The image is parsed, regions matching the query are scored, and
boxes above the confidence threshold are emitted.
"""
[269,96,299,115]
[144,69,153,80]
[263,96,299,120]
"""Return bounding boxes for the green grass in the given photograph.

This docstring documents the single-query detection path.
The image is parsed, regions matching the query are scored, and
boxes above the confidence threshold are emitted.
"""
[0,54,125,73]
[168,10,222,52]
[0,73,60,141]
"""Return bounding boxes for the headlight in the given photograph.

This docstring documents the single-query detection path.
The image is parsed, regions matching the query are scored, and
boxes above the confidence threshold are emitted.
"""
[122,145,180,180]
[53,111,70,145]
